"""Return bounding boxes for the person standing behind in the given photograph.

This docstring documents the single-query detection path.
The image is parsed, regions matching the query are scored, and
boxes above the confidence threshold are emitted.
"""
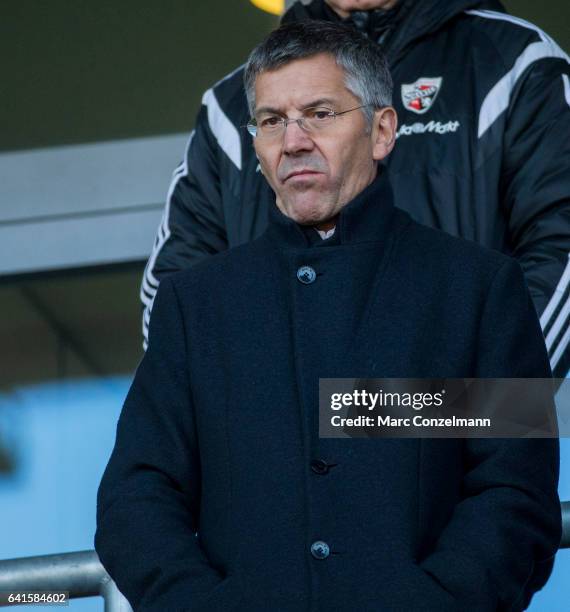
[141,0,570,377]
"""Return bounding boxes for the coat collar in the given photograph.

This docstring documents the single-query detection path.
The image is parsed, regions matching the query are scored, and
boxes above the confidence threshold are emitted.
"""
[265,169,397,249]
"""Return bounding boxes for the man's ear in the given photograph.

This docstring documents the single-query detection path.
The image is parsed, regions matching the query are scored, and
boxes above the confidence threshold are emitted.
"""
[254,147,265,175]
[371,107,398,162]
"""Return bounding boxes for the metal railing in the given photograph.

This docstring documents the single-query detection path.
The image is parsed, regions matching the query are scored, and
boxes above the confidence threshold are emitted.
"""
[561,500,570,548]
[0,550,132,610]
[0,503,569,609]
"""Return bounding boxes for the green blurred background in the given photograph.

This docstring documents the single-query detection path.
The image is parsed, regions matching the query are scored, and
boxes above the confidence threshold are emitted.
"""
[2,0,567,151]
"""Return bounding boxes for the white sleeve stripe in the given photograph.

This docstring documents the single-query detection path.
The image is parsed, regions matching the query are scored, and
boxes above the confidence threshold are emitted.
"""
[141,274,160,306]
[142,319,149,351]
[141,214,171,290]
[145,274,159,290]
[142,68,245,346]
[540,254,570,329]
[545,293,570,351]
[143,168,184,289]
[466,10,570,138]
[202,88,242,170]
[563,74,570,108]
[550,324,570,371]
[141,280,157,302]
[143,270,159,290]
[141,283,154,300]
[140,132,195,346]
[140,288,154,310]
[476,40,570,138]
[142,75,243,348]
[142,302,151,350]
[142,133,193,290]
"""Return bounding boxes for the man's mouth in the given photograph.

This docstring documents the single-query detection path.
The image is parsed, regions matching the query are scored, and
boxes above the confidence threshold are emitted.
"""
[284,170,322,182]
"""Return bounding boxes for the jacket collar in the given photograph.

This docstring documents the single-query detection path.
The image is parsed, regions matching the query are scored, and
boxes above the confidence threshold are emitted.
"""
[265,168,397,249]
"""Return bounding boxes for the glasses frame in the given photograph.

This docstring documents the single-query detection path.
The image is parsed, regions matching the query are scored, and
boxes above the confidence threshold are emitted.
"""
[246,104,373,139]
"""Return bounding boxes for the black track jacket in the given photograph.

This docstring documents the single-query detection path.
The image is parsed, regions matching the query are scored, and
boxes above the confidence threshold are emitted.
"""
[141,0,570,377]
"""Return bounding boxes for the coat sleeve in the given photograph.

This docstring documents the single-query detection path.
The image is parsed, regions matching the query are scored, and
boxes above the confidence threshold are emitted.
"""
[96,276,238,611]
[419,260,561,610]
[140,97,229,349]
[501,55,570,378]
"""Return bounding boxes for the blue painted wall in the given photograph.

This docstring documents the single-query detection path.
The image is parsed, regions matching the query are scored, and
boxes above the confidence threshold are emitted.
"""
[0,378,129,611]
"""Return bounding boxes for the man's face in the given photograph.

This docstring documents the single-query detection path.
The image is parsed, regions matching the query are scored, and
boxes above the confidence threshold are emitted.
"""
[325,0,400,18]
[253,53,396,229]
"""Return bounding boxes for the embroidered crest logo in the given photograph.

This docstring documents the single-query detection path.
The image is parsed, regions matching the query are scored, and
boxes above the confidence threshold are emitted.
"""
[401,77,443,114]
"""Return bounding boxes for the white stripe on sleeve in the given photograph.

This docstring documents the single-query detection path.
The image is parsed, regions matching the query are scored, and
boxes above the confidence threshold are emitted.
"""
[563,74,570,108]
[476,41,569,138]
[550,324,570,372]
[545,294,570,352]
[140,132,194,346]
[540,254,570,330]
[466,10,570,138]
[202,88,242,170]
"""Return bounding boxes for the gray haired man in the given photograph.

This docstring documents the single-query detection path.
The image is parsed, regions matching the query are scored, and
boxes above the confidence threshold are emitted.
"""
[97,20,560,612]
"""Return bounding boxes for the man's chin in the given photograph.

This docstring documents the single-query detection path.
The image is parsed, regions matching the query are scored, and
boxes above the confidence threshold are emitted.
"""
[282,199,329,226]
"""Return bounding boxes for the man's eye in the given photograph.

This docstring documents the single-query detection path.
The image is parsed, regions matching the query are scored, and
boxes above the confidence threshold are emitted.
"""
[307,108,333,121]
[260,116,282,129]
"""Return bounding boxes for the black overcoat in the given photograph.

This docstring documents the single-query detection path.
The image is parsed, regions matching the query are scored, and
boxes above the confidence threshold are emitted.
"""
[96,174,560,611]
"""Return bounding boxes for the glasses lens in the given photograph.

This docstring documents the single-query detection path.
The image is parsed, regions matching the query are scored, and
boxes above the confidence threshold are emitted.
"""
[303,107,334,131]
[257,115,286,139]
[246,121,258,137]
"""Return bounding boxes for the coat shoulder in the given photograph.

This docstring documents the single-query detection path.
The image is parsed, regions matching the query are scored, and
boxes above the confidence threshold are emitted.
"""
[166,236,269,298]
[399,215,516,284]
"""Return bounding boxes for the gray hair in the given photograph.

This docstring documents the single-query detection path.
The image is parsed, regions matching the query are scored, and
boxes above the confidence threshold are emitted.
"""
[243,20,393,126]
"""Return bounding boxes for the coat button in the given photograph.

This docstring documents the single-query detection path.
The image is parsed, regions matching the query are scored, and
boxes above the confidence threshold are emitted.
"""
[297,266,316,284]
[311,459,330,475]
[311,541,330,560]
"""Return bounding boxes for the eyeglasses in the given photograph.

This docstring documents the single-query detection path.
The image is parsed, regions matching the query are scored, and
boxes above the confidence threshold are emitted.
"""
[246,105,372,139]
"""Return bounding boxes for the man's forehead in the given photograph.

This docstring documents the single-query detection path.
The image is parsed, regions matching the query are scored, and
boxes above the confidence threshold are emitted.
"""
[254,54,353,111]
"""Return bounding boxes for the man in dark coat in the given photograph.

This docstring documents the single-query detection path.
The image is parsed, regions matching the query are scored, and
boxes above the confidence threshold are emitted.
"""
[97,21,561,611]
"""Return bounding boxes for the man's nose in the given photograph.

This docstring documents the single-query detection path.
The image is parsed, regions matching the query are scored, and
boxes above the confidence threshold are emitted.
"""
[282,120,315,155]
